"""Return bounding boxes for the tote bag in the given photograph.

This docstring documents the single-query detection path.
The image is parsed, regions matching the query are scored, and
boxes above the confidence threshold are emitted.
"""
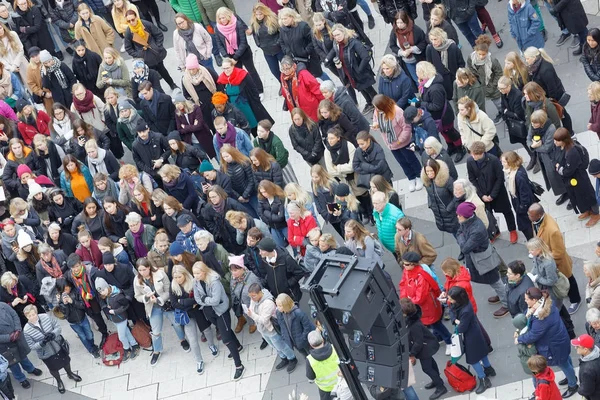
[469,244,501,275]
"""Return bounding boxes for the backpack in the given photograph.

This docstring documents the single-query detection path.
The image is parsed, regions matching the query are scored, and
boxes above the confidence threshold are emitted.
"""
[140,172,159,190]
[444,361,477,393]
[131,321,153,349]
[573,140,590,170]
[102,333,124,367]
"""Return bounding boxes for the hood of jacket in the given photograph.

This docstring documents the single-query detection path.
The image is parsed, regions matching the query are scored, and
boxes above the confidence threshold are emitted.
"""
[256,288,274,306]
[448,265,471,286]
[421,160,450,187]
[405,305,423,326]
[310,341,333,361]
[582,345,600,362]
[535,366,556,382]
[380,66,402,82]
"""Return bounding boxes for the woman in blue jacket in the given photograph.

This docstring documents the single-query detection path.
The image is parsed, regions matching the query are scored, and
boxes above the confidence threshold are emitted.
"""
[517,287,578,398]
[378,55,416,110]
[276,293,315,357]
[508,0,544,52]
[158,165,199,212]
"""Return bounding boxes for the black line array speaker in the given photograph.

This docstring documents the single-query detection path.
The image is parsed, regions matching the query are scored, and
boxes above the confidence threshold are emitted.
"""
[302,254,410,390]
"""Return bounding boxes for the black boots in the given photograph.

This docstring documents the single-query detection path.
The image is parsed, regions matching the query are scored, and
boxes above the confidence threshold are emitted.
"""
[57,379,65,394]
[556,193,569,206]
[367,15,375,29]
[157,21,168,32]
[453,146,467,163]
[483,366,496,377]
[475,377,491,394]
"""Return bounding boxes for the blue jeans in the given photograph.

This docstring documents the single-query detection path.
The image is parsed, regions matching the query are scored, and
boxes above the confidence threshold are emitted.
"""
[9,357,35,382]
[243,195,260,218]
[391,147,421,180]
[427,319,452,345]
[263,331,296,360]
[470,355,492,378]
[556,356,578,387]
[114,319,138,350]
[405,62,418,85]
[543,0,569,35]
[264,52,285,82]
[70,317,95,353]
[149,306,186,353]
[357,0,372,16]
[199,57,215,70]
[320,71,331,81]
[270,227,288,248]
[455,14,483,47]
[403,386,419,400]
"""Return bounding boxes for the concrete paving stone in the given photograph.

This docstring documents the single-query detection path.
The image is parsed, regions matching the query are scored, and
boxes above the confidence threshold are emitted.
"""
[205,363,233,386]
[235,374,262,397]
[259,372,273,392]
[494,381,524,400]
[126,369,153,390]
[241,392,265,400]
[247,341,275,361]
[131,383,158,400]
[210,380,237,400]
[79,380,104,398]
[180,369,208,392]
[151,364,178,384]
[102,375,129,396]
[157,377,183,399]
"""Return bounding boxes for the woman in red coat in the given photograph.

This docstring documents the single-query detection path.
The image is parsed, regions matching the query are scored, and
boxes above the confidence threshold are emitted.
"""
[74,230,103,269]
[399,252,443,326]
[280,56,324,123]
[16,99,50,146]
[440,257,478,313]
[286,200,317,256]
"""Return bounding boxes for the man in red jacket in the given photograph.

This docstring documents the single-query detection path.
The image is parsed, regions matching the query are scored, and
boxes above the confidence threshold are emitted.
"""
[280,56,324,122]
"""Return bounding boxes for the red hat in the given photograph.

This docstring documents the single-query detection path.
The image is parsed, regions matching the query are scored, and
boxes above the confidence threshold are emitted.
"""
[571,334,595,349]
[16,164,32,178]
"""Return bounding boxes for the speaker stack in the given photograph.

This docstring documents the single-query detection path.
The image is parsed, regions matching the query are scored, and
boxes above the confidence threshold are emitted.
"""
[302,254,409,391]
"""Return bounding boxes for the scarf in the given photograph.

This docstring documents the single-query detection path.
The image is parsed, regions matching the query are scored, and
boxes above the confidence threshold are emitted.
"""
[183,67,217,105]
[326,138,350,165]
[45,58,68,89]
[41,256,63,278]
[432,39,455,71]
[394,19,415,48]
[505,167,517,198]
[281,64,299,109]
[216,122,237,148]
[54,117,73,140]
[179,26,202,61]
[216,15,239,55]
[258,132,274,153]
[217,67,248,86]
[201,241,225,277]
[94,177,118,203]
[120,109,143,134]
[102,60,123,80]
[128,18,148,42]
[87,147,109,175]
[72,89,96,114]
[528,56,542,75]
[377,111,398,144]
[212,198,225,214]
[132,223,148,258]
[71,267,94,307]
[132,63,149,84]
[470,52,493,85]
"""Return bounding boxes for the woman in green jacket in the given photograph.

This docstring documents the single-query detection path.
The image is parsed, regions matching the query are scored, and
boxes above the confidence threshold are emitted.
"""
[253,119,297,184]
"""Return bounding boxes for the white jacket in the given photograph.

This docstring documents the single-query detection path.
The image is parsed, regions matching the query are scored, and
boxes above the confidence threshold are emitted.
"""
[457,110,497,152]
[173,23,213,69]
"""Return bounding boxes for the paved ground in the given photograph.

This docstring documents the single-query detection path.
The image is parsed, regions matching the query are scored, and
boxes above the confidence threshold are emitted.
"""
[11,0,600,399]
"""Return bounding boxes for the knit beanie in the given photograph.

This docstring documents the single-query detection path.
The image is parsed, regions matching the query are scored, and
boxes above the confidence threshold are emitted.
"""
[456,202,477,218]
[95,277,110,293]
[102,252,115,265]
[199,160,214,173]
[170,242,184,256]
[39,50,52,63]
[185,53,200,70]
[17,164,32,178]
[16,230,33,249]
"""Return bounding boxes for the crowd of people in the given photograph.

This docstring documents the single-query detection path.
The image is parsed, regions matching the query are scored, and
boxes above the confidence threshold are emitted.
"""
[0,0,594,399]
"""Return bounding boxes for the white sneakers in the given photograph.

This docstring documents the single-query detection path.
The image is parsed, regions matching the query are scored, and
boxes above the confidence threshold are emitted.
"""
[408,178,424,193]
[445,344,451,356]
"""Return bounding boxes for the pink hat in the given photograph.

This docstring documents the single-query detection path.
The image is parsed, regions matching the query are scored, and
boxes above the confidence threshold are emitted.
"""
[456,202,477,218]
[17,164,32,179]
[228,254,246,268]
[185,54,200,70]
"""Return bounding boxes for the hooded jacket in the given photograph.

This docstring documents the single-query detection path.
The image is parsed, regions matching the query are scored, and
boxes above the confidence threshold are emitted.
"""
[405,306,440,359]
[331,87,370,133]
[507,274,534,317]
[399,264,442,325]
[249,288,276,334]
[353,140,394,184]
[533,367,563,400]
[225,161,256,200]
[421,160,458,234]
[443,265,478,313]
[263,247,305,301]
[101,286,129,322]
[277,304,315,352]
[578,345,600,400]
[132,131,169,177]
[289,122,324,165]
[378,67,416,110]
[508,0,544,51]
[193,273,229,316]
[56,286,87,324]
[93,262,135,300]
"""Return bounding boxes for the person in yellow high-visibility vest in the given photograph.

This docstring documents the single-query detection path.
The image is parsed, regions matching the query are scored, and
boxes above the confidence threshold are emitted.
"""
[305,330,340,400]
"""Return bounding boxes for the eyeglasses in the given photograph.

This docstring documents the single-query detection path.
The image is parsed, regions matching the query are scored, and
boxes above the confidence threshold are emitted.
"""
[126,18,136,23]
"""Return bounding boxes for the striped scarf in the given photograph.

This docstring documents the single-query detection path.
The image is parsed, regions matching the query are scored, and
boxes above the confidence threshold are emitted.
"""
[71,267,94,307]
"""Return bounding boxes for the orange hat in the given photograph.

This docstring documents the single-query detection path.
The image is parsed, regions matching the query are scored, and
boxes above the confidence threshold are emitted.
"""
[211,92,228,105]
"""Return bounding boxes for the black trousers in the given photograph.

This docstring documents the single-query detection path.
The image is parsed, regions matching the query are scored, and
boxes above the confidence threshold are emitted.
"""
[232,49,264,93]
[486,201,517,232]
[559,304,576,339]
[204,308,242,367]
[567,275,581,304]
[150,62,176,88]
[136,0,162,23]
[419,356,445,388]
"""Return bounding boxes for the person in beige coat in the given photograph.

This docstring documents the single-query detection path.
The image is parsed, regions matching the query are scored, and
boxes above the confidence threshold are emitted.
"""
[0,23,28,84]
[74,3,115,57]
[456,96,498,155]
[584,262,600,310]
[25,48,53,114]
[173,14,213,70]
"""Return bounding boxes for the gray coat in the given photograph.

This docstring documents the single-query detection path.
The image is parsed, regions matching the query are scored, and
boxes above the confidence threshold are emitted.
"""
[527,120,566,196]
[531,255,562,306]
[194,274,229,316]
[230,270,261,308]
[0,302,30,363]
[24,314,62,360]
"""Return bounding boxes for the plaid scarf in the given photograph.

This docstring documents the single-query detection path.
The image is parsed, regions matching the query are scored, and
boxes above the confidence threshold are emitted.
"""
[45,58,68,89]
[40,256,63,278]
[281,64,299,110]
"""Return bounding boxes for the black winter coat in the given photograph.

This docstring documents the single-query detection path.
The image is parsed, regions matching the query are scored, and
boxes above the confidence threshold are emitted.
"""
[264,247,305,300]
[162,209,199,242]
[36,140,64,185]
[425,43,465,99]
[41,61,77,108]
[552,0,588,35]
[163,172,199,211]
[421,148,458,180]
[377,0,418,22]
[529,58,566,103]
[556,145,597,214]
[48,197,82,233]
[449,302,488,364]
[426,19,459,44]
[313,181,338,223]
[258,196,287,230]
[581,45,600,82]
[72,50,103,92]
[14,5,54,53]
[201,198,246,254]
[124,21,167,67]
[214,17,251,60]
[444,0,477,23]
[331,38,376,91]
[225,161,255,200]
[198,170,234,200]
[388,25,427,64]
[352,141,393,183]
[70,129,111,163]
[331,87,370,133]
[467,154,512,214]
[93,263,135,300]
[56,288,87,324]
[422,161,458,233]
[456,216,499,284]
[211,103,250,135]
[163,144,207,173]
[85,150,120,182]
[131,132,169,177]
[2,154,42,196]
[512,166,537,232]
[278,22,323,77]
[501,86,527,144]
[48,1,78,43]
[406,306,440,359]
[253,161,283,190]
[253,19,281,56]
[421,74,454,125]
[130,201,163,230]
[577,353,600,400]
[289,123,324,165]
[45,231,78,257]
[131,69,164,105]
[318,113,358,145]
[140,91,176,136]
